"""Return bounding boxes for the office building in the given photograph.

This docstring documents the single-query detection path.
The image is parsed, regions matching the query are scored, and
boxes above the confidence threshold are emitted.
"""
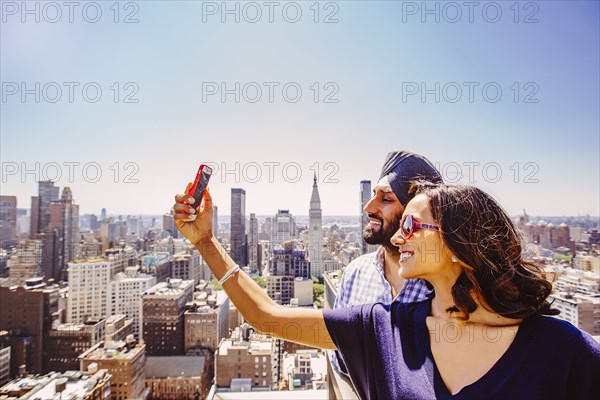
[142,279,194,356]
[45,318,107,372]
[184,290,230,352]
[215,326,275,389]
[49,187,80,281]
[80,337,148,400]
[268,241,311,305]
[140,252,172,283]
[549,292,600,336]
[172,251,201,286]
[0,279,59,376]
[6,240,43,286]
[67,259,112,323]
[248,214,259,272]
[0,196,17,250]
[230,189,247,266]
[270,210,295,253]
[34,181,60,236]
[145,355,211,400]
[0,331,10,386]
[111,267,156,338]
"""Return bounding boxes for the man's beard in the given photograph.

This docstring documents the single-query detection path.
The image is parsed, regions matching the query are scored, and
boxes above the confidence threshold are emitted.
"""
[363,210,402,251]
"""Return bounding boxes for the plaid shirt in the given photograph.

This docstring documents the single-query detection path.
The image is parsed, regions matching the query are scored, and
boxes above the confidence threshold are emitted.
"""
[330,246,432,374]
[333,246,431,308]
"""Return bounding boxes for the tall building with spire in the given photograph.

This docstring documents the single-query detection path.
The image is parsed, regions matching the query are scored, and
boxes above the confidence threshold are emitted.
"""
[309,173,323,278]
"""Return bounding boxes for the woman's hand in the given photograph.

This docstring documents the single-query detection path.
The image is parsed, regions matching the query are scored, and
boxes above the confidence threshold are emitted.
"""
[173,183,213,245]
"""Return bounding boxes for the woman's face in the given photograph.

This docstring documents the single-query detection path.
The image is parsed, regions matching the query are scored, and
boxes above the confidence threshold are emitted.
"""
[391,194,459,282]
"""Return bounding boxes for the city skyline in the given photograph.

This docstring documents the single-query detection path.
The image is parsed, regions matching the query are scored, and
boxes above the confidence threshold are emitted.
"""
[5,178,600,222]
[1,1,599,217]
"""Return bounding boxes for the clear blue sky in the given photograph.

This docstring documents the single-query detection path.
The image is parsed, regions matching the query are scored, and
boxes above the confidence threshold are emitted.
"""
[1,1,598,217]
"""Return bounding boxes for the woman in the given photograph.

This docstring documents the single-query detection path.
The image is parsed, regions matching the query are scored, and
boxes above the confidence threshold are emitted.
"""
[173,182,600,399]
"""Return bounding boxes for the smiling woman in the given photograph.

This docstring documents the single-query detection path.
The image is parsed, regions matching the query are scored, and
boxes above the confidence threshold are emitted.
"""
[173,182,600,400]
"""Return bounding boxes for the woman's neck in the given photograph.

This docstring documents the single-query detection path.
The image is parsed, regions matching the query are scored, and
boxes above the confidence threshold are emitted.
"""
[429,281,458,320]
[428,280,522,326]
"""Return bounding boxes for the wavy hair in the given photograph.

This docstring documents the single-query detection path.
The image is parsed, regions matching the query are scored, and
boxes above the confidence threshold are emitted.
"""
[411,182,557,319]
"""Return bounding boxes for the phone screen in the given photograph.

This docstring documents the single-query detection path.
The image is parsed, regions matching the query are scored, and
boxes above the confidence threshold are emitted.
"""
[189,165,212,209]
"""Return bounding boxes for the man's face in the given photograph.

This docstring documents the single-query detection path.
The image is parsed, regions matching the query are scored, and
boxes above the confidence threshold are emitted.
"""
[363,177,405,251]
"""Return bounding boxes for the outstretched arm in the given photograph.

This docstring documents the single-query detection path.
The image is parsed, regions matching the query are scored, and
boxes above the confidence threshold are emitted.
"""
[173,185,335,350]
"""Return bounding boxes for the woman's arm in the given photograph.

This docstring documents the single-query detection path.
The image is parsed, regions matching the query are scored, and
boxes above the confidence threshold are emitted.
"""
[173,186,335,350]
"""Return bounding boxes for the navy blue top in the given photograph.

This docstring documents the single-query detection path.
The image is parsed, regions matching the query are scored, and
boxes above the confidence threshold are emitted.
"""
[323,299,600,400]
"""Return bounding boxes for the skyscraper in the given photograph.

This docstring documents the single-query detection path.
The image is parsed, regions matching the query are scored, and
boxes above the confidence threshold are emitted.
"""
[213,204,219,237]
[29,196,39,237]
[230,189,246,266]
[36,181,59,235]
[270,210,295,253]
[49,187,80,280]
[308,173,323,278]
[162,210,178,239]
[0,196,17,249]
[248,213,259,271]
[360,180,372,255]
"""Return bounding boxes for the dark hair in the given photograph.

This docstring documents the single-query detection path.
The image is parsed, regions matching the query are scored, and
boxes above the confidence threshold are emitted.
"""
[412,182,558,319]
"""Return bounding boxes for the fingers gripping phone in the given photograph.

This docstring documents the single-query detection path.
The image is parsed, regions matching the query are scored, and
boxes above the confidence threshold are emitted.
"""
[187,164,213,210]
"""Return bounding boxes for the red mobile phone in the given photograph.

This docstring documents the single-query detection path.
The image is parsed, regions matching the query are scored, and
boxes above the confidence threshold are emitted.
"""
[187,164,213,210]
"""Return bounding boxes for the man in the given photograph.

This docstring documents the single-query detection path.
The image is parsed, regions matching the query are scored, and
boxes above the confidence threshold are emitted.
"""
[330,150,443,382]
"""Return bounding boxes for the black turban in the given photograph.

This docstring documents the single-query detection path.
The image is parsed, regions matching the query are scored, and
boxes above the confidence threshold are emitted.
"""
[379,150,443,206]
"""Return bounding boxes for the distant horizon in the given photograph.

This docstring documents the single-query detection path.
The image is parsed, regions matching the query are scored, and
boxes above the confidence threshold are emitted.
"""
[8,190,600,221]
[16,208,600,220]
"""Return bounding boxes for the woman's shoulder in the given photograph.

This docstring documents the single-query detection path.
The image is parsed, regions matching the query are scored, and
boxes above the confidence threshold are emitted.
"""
[527,314,600,353]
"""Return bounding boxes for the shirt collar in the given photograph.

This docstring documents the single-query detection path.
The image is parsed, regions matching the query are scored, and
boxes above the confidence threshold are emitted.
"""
[374,246,385,276]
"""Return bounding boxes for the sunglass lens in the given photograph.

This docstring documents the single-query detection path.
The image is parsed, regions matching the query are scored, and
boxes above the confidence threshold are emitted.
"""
[402,215,412,237]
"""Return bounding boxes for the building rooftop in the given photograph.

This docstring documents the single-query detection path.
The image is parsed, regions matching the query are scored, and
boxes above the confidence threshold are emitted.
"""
[187,290,229,311]
[211,389,327,399]
[549,292,600,304]
[0,370,110,399]
[80,339,143,361]
[218,332,273,356]
[146,356,206,378]
[143,279,194,297]
[141,252,171,266]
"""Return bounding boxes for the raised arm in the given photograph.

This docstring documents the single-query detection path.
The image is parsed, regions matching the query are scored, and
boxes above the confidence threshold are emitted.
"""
[173,185,335,350]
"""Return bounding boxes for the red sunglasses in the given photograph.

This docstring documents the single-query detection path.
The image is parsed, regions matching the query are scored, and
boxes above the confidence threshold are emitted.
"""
[399,214,440,239]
